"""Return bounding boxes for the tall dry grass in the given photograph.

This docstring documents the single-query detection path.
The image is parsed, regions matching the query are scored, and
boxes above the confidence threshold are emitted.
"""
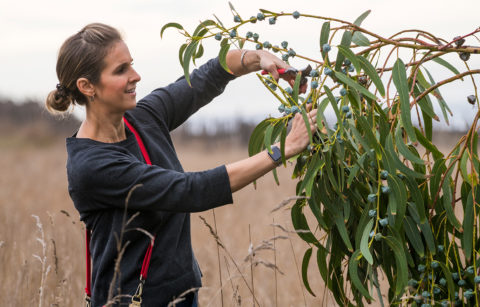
[0,131,463,306]
[0,136,331,306]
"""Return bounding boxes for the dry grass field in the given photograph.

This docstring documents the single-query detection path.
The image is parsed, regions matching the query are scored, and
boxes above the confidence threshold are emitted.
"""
[0,129,464,307]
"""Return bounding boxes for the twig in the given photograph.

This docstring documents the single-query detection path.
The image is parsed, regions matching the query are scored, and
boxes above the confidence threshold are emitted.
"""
[212,209,224,307]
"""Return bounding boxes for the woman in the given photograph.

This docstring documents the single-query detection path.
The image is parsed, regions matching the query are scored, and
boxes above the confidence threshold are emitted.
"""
[46,23,317,306]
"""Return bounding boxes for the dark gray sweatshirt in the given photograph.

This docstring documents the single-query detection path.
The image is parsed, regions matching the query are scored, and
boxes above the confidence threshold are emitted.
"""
[66,58,236,306]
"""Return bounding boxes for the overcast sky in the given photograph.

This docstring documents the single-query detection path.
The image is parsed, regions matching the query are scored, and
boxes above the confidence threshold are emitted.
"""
[1,0,479,130]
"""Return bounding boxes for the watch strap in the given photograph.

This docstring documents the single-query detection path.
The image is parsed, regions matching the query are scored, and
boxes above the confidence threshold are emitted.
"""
[267,145,282,166]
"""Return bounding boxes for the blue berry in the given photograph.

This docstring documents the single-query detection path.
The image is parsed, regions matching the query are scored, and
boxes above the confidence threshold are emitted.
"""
[368,209,377,217]
[466,266,475,275]
[344,59,351,66]
[422,304,432,307]
[324,67,333,76]
[468,95,476,104]
[291,106,300,114]
[309,69,319,77]
[272,45,279,53]
[345,111,352,119]
[253,33,259,42]
[367,194,376,203]
[269,17,276,25]
[431,261,439,269]
[342,105,349,113]
[381,186,390,194]
[422,290,430,298]
[474,276,480,283]
[263,41,271,49]
[465,289,474,299]
[322,43,331,53]
[437,245,444,253]
[281,41,288,49]
[311,81,318,89]
[278,105,285,113]
[374,233,382,241]
[418,264,426,272]
[348,65,355,72]
[285,87,293,95]
[439,277,447,286]
[249,16,257,23]
[397,173,405,179]
[215,33,222,41]
[414,295,423,304]
[269,84,277,91]
[379,218,389,227]
[234,15,241,22]
[288,49,296,57]
[441,302,449,307]
[452,272,459,280]
[246,31,253,38]
[292,11,300,19]
[369,230,375,238]
[257,13,265,21]
[458,279,466,287]
[380,170,389,180]
[408,279,418,287]
[284,107,291,115]
[255,43,262,50]
[341,67,347,74]
[282,54,289,61]
[340,88,347,96]
[229,29,237,38]
[460,52,470,61]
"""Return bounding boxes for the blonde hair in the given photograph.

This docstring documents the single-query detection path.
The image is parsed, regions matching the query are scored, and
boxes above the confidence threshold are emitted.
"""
[45,23,122,113]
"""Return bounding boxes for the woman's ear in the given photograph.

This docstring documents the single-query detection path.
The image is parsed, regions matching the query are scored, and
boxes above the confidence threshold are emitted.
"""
[77,77,95,99]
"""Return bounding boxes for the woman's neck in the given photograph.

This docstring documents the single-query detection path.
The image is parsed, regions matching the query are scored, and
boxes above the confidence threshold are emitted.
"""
[77,108,126,143]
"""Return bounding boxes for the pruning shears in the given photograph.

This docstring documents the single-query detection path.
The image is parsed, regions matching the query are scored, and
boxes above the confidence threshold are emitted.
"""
[261,64,312,86]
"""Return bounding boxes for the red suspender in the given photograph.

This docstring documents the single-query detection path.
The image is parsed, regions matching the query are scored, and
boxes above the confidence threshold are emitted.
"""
[85,116,155,302]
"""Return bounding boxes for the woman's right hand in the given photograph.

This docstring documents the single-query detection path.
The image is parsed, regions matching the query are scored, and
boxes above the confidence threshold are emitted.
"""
[283,106,318,159]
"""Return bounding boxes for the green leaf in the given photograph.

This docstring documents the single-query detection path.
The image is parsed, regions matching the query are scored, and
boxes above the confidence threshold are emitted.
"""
[360,219,374,265]
[404,176,426,223]
[218,41,231,74]
[384,236,408,296]
[404,216,425,257]
[302,248,316,296]
[292,199,319,245]
[178,43,188,67]
[443,177,462,231]
[357,56,385,97]
[349,250,374,300]
[352,31,370,46]
[192,43,204,66]
[334,72,378,101]
[385,134,425,179]
[320,22,331,59]
[462,189,474,260]
[335,212,353,252]
[183,41,199,86]
[353,10,371,26]
[192,20,216,38]
[437,262,455,301]
[357,116,382,158]
[394,125,424,165]
[337,45,361,73]
[264,124,274,153]
[300,105,313,145]
[335,31,352,72]
[392,59,417,143]
[248,119,270,157]
[160,22,183,38]
[460,150,469,181]
[431,56,461,77]
[414,128,443,160]
[299,154,323,197]
[317,246,329,283]
[424,67,452,124]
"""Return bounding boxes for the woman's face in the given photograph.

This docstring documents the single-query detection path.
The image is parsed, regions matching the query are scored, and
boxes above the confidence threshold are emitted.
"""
[94,40,141,113]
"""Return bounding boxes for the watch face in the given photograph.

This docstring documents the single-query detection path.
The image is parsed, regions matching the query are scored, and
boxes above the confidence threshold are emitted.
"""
[270,146,282,164]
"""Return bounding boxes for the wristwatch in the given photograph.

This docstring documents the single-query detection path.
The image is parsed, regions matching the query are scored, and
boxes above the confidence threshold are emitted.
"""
[267,145,282,166]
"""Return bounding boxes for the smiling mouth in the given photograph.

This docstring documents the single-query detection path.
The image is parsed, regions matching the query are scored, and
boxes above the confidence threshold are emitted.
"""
[125,88,136,94]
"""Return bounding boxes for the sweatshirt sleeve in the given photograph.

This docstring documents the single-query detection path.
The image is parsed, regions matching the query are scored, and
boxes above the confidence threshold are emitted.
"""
[136,57,236,131]
[68,147,233,213]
